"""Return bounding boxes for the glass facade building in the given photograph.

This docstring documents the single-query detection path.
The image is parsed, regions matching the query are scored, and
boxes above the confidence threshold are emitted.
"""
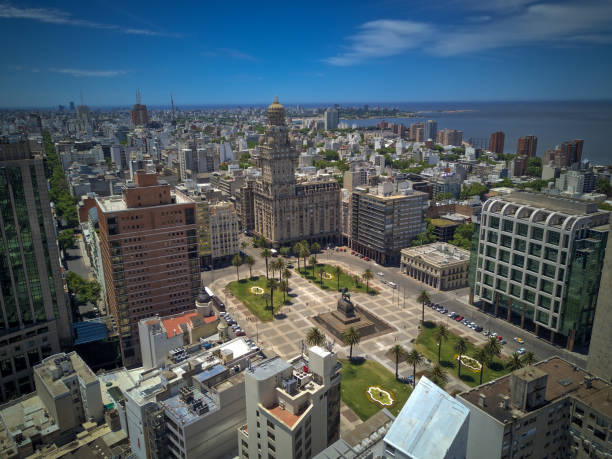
[469,192,609,351]
[0,141,71,401]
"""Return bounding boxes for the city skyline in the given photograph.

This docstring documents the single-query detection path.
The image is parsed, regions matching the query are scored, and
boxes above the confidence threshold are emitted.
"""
[1,0,612,107]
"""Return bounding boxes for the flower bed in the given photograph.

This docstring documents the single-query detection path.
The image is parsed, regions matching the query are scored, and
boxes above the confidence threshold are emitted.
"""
[455,354,482,372]
[250,286,264,295]
[366,386,394,406]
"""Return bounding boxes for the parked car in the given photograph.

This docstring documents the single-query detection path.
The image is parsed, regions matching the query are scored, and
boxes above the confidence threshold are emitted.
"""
[377,272,384,276]
[475,326,483,332]
[440,309,448,314]
[388,282,397,289]
[490,332,498,338]
[517,347,526,355]
[497,336,503,341]
[236,330,246,336]
[513,337,524,344]
[455,316,464,322]
[483,330,490,336]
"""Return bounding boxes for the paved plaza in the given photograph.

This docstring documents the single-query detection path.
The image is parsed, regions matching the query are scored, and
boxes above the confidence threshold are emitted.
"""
[210,256,493,430]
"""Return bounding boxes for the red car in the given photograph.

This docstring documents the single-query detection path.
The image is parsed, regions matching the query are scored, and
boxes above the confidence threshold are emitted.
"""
[497,336,503,341]
[364,257,369,261]
[455,316,464,322]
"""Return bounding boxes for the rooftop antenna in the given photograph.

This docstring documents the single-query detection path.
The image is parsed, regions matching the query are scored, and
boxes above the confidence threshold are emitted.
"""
[136,88,142,105]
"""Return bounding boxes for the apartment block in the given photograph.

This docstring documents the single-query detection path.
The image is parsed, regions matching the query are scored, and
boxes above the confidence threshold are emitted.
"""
[209,201,240,262]
[516,135,538,158]
[469,191,609,350]
[349,183,427,265]
[96,171,200,367]
[0,141,72,402]
[238,347,342,459]
[458,357,612,459]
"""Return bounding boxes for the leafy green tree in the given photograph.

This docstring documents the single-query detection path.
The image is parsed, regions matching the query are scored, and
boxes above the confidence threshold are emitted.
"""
[406,349,424,386]
[232,254,243,281]
[525,157,542,177]
[417,290,430,324]
[322,150,339,161]
[434,324,449,363]
[306,327,325,347]
[57,229,75,252]
[66,271,100,304]
[342,326,360,360]
[362,269,374,293]
[454,337,469,378]
[507,352,524,372]
[279,246,290,258]
[434,192,454,201]
[449,223,475,250]
[596,178,611,197]
[460,182,489,200]
[390,344,405,379]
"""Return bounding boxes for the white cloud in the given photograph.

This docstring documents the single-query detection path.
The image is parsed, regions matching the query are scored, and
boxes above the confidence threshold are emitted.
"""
[325,1,612,65]
[0,3,179,37]
[50,68,127,77]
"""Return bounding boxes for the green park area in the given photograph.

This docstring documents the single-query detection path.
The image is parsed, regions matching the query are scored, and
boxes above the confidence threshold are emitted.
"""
[227,276,286,321]
[340,359,412,420]
[414,321,510,387]
[296,263,378,295]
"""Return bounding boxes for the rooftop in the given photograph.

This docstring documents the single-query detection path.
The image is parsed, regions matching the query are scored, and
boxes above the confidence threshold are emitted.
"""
[459,357,612,423]
[161,386,218,426]
[401,242,470,266]
[498,191,602,215]
[161,312,216,338]
[384,376,469,458]
[35,353,98,398]
[96,189,192,212]
[248,356,292,381]
[265,403,309,429]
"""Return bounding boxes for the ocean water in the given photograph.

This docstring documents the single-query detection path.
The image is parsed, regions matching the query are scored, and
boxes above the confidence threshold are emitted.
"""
[342,101,612,165]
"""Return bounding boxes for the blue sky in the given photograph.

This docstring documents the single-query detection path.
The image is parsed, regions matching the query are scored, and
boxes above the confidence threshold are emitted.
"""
[1,0,612,107]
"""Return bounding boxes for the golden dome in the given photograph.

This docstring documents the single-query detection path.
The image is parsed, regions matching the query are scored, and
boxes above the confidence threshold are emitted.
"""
[267,95,285,126]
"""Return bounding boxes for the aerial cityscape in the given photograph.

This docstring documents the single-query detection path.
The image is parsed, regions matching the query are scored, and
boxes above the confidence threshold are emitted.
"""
[0,1,611,458]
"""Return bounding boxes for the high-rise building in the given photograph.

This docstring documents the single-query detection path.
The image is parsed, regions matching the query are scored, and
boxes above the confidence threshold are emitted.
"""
[252,97,341,247]
[349,183,427,265]
[543,139,584,168]
[587,221,612,382]
[409,122,424,141]
[324,108,339,130]
[95,171,200,367]
[458,357,612,459]
[384,376,469,459]
[131,90,149,126]
[238,347,342,459]
[209,201,240,263]
[424,120,437,142]
[0,141,72,402]
[436,128,463,147]
[516,135,538,157]
[489,131,505,154]
[469,191,610,350]
[512,155,529,177]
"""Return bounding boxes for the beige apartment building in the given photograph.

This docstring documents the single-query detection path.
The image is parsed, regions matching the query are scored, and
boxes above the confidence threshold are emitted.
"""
[96,171,200,367]
[252,98,341,248]
[238,346,342,459]
[400,242,470,290]
[210,201,240,262]
[458,357,612,459]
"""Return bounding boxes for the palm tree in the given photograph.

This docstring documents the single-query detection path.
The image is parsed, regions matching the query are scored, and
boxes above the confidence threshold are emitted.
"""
[430,364,448,388]
[267,278,278,312]
[275,258,286,280]
[308,255,317,278]
[261,248,272,279]
[454,337,469,378]
[484,337,502,362]
[241,241,248,251]
[352,274,360,288]
[293,242,303,270]
[473,347,489,385]
[279,279,289,304]
[405,349,424,386]
[262,293,272,313]
[244,255,255,279]
[362,269,374,293]
[333,265,342,291]
[300,246,311,273]
[306,327,326,347]
[521,351,536,366]
[319,268,324,285]
[342,326,361,360]
[311,242,321,263]
[434,324,449,363]
[507,352,524,372]
[390,345,405,380]
[283,268,291,290]
[417,290,431,324]
[232,254,243,281]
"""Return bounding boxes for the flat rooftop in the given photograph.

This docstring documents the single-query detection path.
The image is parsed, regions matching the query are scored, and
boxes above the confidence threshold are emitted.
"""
[96,190,192,212]
[384,377,469,458]
[499,191,601,215]
[161,386,218,426]
[401,242,470,266]
[248,356,292,381]
[459,356,612,423]
[36,353,98,398]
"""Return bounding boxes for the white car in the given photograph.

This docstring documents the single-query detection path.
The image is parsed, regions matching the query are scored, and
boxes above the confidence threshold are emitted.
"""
[377,272,384,276]
[517,348,526,355]
[388,282,397,289]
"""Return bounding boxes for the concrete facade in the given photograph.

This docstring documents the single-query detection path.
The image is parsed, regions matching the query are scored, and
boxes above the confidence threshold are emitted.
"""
[400,243,470,290]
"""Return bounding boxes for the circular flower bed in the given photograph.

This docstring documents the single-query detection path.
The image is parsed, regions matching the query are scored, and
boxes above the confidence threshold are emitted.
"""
[366,386,394,406]
[455,354,482,372]
[322,272,333,280]
[250,286,264,295]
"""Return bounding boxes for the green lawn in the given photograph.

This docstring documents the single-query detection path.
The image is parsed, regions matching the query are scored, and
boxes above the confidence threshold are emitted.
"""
[340,359,412,420]
[296,263,378,295]
[415,321,510,387]
[227,276,287,321]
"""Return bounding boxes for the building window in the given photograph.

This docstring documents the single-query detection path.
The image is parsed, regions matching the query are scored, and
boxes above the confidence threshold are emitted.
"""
[490,216,500,229]
[513,254,525,268]
[544,247,558,262]
[547,231,560,245]
[532,227,544,241]
[503,219,514,233]
[527,258,539,273]
[499,249,510,263]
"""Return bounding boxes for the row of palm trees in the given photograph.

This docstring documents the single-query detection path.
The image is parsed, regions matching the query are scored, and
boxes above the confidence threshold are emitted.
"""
[306,326,361,360]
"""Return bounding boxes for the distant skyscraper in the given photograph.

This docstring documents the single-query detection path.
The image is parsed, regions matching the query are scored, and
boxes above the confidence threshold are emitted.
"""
[489,131,505,154]
[409,122,424,141]
[437,128,463,146]
[0,141,72,401]
[324,107,339,130]
[543,139,584,168]
[131,89,149,126]
[516,135,538,157]
[95,171,200,367]
[69,101,75,111]
[424,120,437,142]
